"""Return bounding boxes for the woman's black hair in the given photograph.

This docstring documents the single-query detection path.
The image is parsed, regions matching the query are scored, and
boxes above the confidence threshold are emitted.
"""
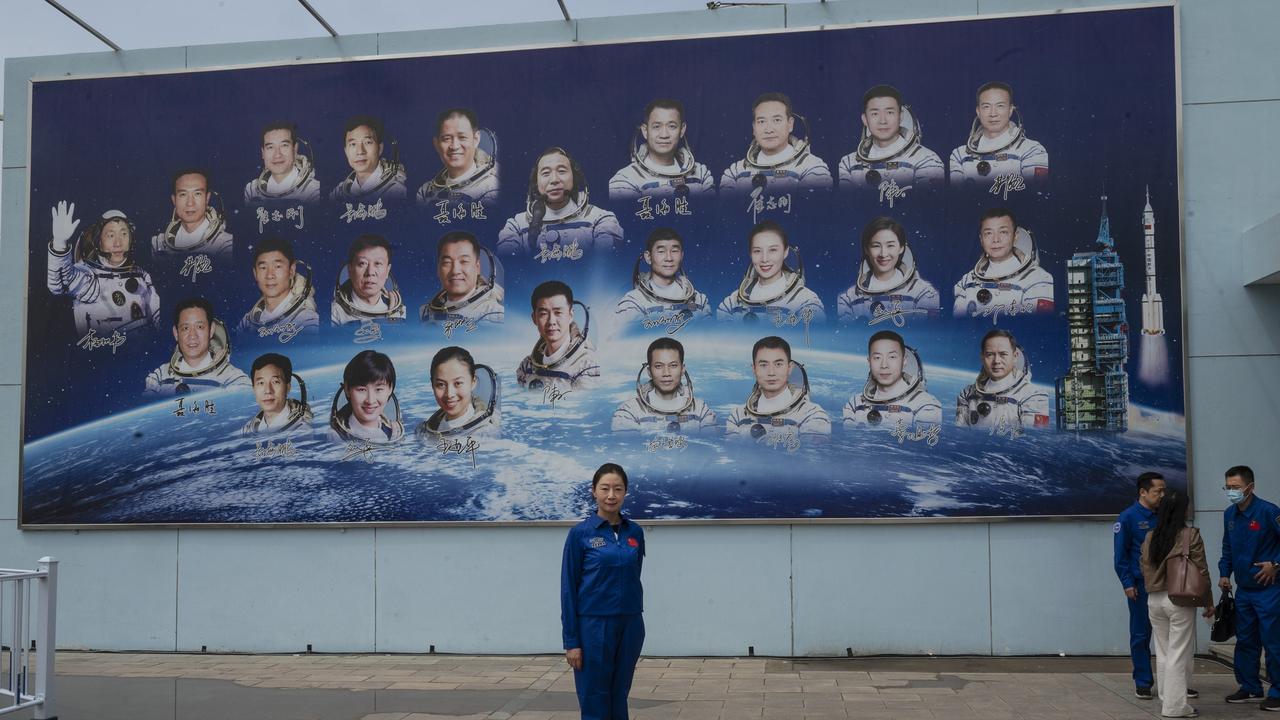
[860,216,907,261]
[1146,489,1189,567]
[343,350,395,389]
[592,462,628,490]
[430,346,476,380]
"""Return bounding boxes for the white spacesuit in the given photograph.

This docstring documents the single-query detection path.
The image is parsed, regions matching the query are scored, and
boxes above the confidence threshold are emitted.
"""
[948,118,1049,185]
[842,347,943,433]
[415,366,502,441]
[416,147,500,207]
[496,196,623,256]
[956,357,1051,431]
[420,281,505,326]
[953,227,1055,318]
[238,266,320,335]
[720,137,832,195]
[725,378,831,444]
[143,320,250,396]
[837,247,940,323]
[516,319,600,392]
[150,206,233,258]
[328,390,405,445]
[718,265,826,324]
[244,153,321,204]
[612,370,717,435]
[242,397,314,437]
[329,158,408,203]
[838,107,944,190]
[420,248,505,325]
[46,207,162,336]
[610,144,715,201]
[331,274,407,326]
[615,255,712,326]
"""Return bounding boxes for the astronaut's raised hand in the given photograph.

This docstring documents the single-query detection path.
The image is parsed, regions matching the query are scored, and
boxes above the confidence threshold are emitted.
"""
[50,201,80,252]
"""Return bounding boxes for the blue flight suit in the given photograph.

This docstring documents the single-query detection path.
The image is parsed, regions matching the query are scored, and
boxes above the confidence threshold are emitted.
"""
[1220,495,1280,698]
[562,514,646,720]
[1114,501,1156,689]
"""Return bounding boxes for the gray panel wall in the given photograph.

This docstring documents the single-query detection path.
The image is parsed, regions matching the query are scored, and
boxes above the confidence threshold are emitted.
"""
[3,0,1278,655]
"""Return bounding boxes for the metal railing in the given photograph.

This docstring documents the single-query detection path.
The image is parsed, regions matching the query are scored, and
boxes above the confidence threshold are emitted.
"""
[0,558,58,719]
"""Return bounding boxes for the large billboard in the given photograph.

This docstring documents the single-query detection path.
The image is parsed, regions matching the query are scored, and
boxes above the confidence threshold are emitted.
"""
[20,4,1185,526]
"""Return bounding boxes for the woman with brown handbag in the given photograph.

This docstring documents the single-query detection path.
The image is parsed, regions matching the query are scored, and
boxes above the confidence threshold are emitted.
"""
[1141,490,1215,718]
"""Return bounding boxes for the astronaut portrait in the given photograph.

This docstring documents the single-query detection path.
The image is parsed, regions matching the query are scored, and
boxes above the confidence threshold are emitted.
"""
[237,236,319,336]
[720,92,831,195]
[949,81,1049,185]
[956,329,1050,431]
[419,230,505,325]
[615,227,711,326]
[415,346,501,441]
[45,202,161,336]
[609,98,715,201]
[725,335,831,444]
[838,85,944,191]
[244,121,321,204]
[496,147,623,256]
[416,108,500,207]
[718,220,825,323]
[837,216,939,323]
[328,349,405,445]
[515,280,600,392]
[842,330,942,434]
[241,352,313,436]
[953,208,1055,318]
[150,168,233,258]
[331,234,406,326]
[329,115,408,203]
[144,297,250,396]
[612,337,716,435]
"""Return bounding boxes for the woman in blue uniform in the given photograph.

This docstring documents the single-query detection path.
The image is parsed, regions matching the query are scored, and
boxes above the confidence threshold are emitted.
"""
[561,463,646,720]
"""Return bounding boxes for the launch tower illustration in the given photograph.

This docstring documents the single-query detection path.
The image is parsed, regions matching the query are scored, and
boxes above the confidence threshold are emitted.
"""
[1056,197,1131,431]
[1140,187,1165,336]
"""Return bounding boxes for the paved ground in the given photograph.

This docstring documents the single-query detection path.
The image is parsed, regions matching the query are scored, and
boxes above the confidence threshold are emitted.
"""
[9,651,1274,719]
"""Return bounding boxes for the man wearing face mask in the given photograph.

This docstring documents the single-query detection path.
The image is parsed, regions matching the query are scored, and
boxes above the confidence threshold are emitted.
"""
[1113,472,1167,701]
[1219,466,1280,710]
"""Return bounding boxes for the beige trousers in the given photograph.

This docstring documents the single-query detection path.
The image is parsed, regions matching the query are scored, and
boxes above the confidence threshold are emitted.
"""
[1148,590,1197,717]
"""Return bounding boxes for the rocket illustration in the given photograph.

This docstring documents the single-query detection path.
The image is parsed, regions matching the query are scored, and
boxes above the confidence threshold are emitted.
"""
[1140,187,1165,336]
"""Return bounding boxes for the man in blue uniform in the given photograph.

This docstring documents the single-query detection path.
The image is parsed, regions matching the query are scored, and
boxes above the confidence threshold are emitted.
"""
[1219,465,1280,710]
[1114,471,1166,699]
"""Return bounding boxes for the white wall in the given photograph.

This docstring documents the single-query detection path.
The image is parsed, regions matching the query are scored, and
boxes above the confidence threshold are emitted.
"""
[3,0,1280,655]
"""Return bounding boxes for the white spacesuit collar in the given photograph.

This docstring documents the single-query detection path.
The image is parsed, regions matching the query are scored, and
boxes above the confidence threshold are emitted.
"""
[437,402,478,432]
[979,368,1027,394]
[348,290,389,314]
[176,352,216,374]
[866,269,906,293]
[756,386,794,414]
[865,134,909,161]
[544,196,584,222]
[648,274,693,301]
[266,166,301,192]
[636,145,696,179]
[975,124,1020,153]
[543,336,573,365]
[871,377,911,401]
[260,405,292,429]
[646,385,690,413]
[758,143,797,164]
[174,218,212,249]
[352,162,386,193]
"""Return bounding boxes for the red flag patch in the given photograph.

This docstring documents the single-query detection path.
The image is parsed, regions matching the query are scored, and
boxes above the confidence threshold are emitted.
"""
[1034,414,1051,428]
[1250,520,1261,531]
[627,537,639,547]
[1034,167,1050,177]
[1036,299,1055,312]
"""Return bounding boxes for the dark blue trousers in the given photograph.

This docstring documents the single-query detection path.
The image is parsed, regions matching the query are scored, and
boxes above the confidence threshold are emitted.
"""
[1128,589,1154,688]
[1234,586,1280,697]
[574,613,645,720]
